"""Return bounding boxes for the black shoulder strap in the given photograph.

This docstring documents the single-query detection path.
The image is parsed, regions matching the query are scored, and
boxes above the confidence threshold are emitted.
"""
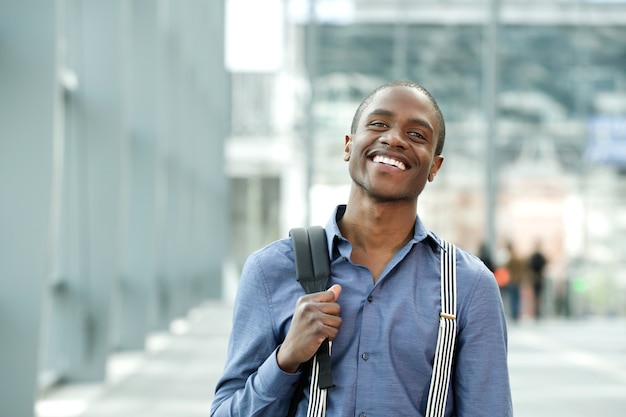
[290,226,330,294]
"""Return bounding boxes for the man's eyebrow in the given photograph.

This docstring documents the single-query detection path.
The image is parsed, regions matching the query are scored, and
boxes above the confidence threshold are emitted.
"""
[409,118,434,133]
[368,108,434,132]
[368,108,394,118]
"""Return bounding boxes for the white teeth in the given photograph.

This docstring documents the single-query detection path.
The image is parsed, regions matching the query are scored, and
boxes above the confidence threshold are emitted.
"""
[373,155,406,171]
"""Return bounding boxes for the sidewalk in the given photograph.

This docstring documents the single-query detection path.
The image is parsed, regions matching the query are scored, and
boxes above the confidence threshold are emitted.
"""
[507,317,626,417]
[36,302,626,417]
[36,301,234,417]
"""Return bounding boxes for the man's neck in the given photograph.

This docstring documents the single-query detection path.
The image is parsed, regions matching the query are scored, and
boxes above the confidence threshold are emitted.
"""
[339,197,417,254]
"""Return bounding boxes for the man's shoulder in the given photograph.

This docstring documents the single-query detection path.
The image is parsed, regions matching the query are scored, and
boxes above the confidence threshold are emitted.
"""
[248,236,294,265]
[452,244,495,283]
[240,237,304,301]
[429,235,485,270]
[421,234,493,283]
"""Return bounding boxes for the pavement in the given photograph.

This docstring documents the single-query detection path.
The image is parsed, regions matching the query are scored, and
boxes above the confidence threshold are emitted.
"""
[36,301,626,417]
[508,317,626,417]
[36,302,232,417]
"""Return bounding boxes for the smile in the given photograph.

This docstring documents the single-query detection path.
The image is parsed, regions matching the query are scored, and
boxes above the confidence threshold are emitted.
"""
[373,155,407,171]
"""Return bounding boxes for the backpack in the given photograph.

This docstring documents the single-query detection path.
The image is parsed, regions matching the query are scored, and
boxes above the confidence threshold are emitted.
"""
[288,226,458,417]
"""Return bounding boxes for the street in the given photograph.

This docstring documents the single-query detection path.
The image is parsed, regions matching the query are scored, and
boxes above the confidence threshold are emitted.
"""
[508,317,626,416]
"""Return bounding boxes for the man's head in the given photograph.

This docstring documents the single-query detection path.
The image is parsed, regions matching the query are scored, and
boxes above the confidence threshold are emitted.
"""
[343,81,445,203]
[350,80,446,155]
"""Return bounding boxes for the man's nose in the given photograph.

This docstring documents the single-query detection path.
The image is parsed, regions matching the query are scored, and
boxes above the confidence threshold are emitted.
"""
[380,128,408,148]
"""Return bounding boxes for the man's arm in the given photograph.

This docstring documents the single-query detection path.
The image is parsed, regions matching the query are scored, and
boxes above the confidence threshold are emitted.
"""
[210,250,342,417]
[210,252,301,417]
[453,265,514,416]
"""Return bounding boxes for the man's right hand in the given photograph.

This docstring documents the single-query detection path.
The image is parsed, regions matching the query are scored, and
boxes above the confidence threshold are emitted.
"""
[277,284,342,373]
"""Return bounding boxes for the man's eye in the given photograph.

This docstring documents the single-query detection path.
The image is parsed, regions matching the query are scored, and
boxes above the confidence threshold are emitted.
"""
[408,131,425,140]
[370,122,387,128]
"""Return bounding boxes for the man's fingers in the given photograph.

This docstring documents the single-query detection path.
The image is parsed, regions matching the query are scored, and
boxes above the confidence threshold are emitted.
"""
[327,284,342,301]
[310,284,342,303]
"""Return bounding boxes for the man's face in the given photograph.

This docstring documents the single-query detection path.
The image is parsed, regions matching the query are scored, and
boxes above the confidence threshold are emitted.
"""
[344,86,444,202]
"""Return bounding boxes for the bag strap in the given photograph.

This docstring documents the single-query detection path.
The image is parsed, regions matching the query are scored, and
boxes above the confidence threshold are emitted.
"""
[288,226,333,417]
[290,226,331,294]
[425,239,458,417]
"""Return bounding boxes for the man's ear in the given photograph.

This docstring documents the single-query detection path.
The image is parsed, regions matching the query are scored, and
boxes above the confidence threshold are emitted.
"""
[343,135,352,161]
[428,155,444,182]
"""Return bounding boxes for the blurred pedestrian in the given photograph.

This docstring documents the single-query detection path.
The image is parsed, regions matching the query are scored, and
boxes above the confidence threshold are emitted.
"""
[505,241,528,322]
[529,240,548,319]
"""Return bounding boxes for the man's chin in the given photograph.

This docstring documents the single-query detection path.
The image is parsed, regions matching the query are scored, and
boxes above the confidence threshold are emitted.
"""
[366,189,418,204]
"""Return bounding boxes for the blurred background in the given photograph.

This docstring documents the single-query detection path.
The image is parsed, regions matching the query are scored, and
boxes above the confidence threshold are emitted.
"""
[1,0,625,416]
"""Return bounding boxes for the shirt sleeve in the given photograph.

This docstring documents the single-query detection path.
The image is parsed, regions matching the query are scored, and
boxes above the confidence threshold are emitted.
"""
[210,251,302,417]
[453,261,514,417]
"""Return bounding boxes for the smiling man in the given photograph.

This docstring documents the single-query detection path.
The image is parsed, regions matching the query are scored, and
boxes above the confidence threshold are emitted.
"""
[211,81,513,417]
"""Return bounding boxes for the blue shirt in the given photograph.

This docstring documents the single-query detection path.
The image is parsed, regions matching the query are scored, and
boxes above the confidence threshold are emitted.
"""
[211,205,513,417]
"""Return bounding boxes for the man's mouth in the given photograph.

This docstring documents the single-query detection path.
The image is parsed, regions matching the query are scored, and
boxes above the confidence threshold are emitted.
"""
[373,155,407,171]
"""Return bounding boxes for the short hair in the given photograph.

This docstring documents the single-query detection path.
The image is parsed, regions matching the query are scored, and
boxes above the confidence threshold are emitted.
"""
[350,80,446,155]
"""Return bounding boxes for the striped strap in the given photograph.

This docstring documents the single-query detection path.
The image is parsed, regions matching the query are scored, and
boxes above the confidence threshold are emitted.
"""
[425,239,457,417]
[306,341,331,417]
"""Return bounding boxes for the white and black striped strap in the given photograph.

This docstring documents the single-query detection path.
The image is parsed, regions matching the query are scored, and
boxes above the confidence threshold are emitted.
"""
[306,341,331,417]
[425,239,457,417]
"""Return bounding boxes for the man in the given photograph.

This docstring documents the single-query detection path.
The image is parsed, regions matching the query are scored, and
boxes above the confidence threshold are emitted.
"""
[529,240,548,319]
[505,241,528,322]
[211,81,513,416]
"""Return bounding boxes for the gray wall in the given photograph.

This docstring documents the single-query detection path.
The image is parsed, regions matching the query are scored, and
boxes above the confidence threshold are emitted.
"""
[0,1,229,415]
[0,2,55,416]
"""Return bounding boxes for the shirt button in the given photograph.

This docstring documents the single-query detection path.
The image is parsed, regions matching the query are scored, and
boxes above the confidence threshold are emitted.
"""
[359,413,366,417]
[361,352,370,361]
[367,295,373,302]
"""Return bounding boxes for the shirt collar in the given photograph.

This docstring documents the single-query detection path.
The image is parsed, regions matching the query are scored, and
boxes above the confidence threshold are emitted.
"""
[324,204,443,259]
